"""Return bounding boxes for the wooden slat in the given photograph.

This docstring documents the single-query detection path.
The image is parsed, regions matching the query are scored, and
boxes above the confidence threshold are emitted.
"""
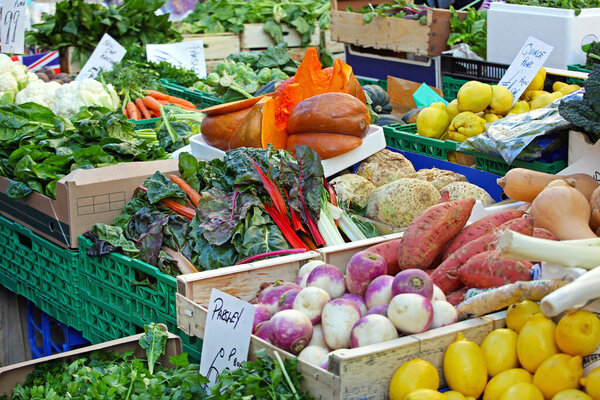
[482,310,508,330]
[242,23,319,50]
[181,33,240,60]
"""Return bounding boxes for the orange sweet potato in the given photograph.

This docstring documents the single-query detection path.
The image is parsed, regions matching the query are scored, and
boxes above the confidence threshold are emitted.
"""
[398,198,475,271]
[201,106,252,150]
[364,239,402,275]
[458,251,533,289]
[431,216,534,294]
[287,133,362,160]
[286,93,371,138]
[446,287,469,306]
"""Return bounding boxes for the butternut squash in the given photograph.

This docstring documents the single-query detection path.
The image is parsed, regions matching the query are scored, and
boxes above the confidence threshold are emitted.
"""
[201,106,252,150]
[590,186,600,228]
[529,185,597,240]
[287,133,362,160]
[569,173,600,201]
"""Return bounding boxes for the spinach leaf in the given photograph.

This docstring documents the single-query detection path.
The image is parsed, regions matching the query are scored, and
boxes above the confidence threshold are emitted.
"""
[145,171,187,204]
[90,223,138,254]
[6,181,32,199]
[139,322,169,375]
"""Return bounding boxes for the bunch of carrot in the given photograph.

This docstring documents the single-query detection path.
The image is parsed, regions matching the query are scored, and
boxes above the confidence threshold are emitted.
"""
[134,175,202,221]
[122,89,199,120]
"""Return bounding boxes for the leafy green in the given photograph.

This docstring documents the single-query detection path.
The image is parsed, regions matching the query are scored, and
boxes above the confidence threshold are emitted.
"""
[505,0,600,15]
[558,64,600,142]
[586,41,600,69]
[139,323,169,375]
[349,0,429,25]
[447,6,487,59]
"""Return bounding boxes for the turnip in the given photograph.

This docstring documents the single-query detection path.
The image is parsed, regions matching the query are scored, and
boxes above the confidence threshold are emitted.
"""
[254,321,271,342]
[388,293,433,334]
[340,293,368,316]
[298,346,330,369]
[253,304,271,333]
[345,251,387,296]
[269,309,313,354]
[391,269,433,299]
[321,298,362,349]
[293,287,331,324]
[296,260,325,287]
[365,275,394,309]
[277,288,301,312]
[365,304,389,317]
[306,264,346,299]
[432,284,446,302]
[349,314,399,348]
[430,300,457,329]
[258,281,301,315]
[308,324,328,348]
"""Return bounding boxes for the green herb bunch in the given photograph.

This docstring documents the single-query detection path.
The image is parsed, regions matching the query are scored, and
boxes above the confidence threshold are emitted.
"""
[348,0,430,25]
[505,0,600,14]
[447,6,487,59]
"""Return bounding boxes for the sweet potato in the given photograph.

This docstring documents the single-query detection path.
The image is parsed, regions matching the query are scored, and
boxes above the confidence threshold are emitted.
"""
[458,251,533,289]
[442,209,524,260]
[201,107,252,150]
[446,287,469,306]
[533,227,559,241]
[438,191,450,203]
[431,216,534,294]
[398,198,475,270]
[364,239,402,275]
[287,133,362,160]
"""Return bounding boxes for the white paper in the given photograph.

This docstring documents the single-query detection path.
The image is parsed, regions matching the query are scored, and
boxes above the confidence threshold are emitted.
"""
[76,33,126,82]
[1,0,27,54]
[497,36,554,106]
[146,40,207,79]
[200,289,256,387]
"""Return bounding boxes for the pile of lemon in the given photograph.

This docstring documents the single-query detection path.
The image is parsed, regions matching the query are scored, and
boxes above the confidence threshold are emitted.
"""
[389,300,600,400]
[415,68,581,143]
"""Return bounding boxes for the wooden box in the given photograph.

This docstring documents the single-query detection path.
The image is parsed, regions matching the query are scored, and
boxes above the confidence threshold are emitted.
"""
[242,23,320,50]
[181,32,241,61]
[176,235,506,400]
[330,0,460,56]
[59,47,81,75]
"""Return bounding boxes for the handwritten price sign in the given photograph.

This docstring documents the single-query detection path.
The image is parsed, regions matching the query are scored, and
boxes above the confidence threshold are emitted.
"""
[76,33,126,82]
[200,289,255,387]
[1,0,27,54]
[146,40,207,79]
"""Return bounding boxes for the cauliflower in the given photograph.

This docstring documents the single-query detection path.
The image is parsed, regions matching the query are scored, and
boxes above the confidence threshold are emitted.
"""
[330,174,377,208]
[16,81,61,109]
[366,178,441,227]
[356,149,416,186]
[440,182,495,206]
[51,78,120,118]
[0,54,35,104]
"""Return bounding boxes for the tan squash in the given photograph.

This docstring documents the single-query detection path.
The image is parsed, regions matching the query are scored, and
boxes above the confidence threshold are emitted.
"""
[497,168,576,202]
[529,185,597,240]
[590,186,600,228]
[569,173,600,201]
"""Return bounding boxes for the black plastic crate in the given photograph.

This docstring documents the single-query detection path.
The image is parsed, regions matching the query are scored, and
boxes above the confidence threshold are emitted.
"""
[440,55,509,84]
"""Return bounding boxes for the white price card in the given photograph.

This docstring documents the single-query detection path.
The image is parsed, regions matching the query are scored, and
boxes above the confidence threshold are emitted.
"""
[146,40,207,79]
[76,33,126,82]
[200,289,256,387]
[1,0,27,54]
[498,36,554,106]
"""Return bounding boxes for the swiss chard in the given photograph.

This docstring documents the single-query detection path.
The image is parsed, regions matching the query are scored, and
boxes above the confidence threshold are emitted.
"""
[139,322,169,375]
[447,6,487,59]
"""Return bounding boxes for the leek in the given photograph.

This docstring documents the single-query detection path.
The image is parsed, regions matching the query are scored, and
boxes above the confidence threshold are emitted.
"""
[326,203,367,242]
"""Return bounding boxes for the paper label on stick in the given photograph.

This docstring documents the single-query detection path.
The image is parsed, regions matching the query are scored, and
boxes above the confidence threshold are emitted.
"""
[200,289,255,387]
[146,40,207,79]
[1,0,27,54]
[76,33,126,81]
[497,36,553,105]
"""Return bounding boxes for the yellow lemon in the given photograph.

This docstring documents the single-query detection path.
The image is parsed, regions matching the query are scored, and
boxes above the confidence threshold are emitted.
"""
[517,313,559,372]
[581,366,600,399]
[481,328,519,377]
[417,105,451,139]
[483,368,533,400]
[447,111,487,142]
[551,389,593,400]
[508,100,530,115]
[533,353,583,399]
[506,300,541,333]
[551,91,564,100]
[444,391,466,400]
[443,333,488,398]
[484,113,501,123]
[457,81,493,113]
[556,310,600,357]
[447,99,460,121]
[389,359,439,400]
[530,93,556,110]
[489,85,514,115]
[406,388,447,400]
[559,84,581,95]
[552,81,568,92]
[526,67,546,92]
[500,383,544,400]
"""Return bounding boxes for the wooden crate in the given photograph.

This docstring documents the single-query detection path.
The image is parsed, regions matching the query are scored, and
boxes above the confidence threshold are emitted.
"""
[176,235,506,400]
[181,32,240,61]
[330,0,461,56]
[241,23,320,50]
[59,47,81,75]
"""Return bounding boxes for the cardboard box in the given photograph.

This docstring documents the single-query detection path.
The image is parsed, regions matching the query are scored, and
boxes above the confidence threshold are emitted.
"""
[0,159,180,249]
[0,330,182,397]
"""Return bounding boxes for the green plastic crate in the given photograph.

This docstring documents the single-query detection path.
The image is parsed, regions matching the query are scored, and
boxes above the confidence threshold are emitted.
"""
[442,76,468,102]
[132,117,161,130]
[566,64,589,85]
[0,215,81,329]
[80,291,137,344]
[159,78,223,108]
[384,123,567,175]
[357,76,388,90]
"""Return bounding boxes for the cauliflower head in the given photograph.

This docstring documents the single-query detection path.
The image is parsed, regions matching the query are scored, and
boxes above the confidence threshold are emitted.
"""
[16,81,61,109]
[51,78,120,118]
[0,53,29,91]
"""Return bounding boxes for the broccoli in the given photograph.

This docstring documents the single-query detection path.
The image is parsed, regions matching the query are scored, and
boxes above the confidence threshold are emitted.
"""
[558,64,600,142]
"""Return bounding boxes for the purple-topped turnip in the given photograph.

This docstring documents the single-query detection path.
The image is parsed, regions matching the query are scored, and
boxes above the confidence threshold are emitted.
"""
[308,324,328,348]
[277,288,301,312]
[296,260,325,287]
[340,293,368,316]
[321,298,362,349]
[391,269,433,300]
[430,300,457,329]
[306,264,346,299]
[253,304,271,333]
[268,309,313,354]
[388,293,433,334]
[298,345,330,369]
[432,285,446,302]
[349,314,399,348]
[345,251,387,296]
[254,321,272,342]
[258,281,301,315]
[293,287,331,324]
[365,275,394,309]
[365,304,389,317]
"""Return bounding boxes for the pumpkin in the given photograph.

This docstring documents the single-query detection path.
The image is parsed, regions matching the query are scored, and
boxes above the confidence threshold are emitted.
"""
[363,85,393,114]
[287,133,362,160]
[201,106,252,150]
[228,97,287,151]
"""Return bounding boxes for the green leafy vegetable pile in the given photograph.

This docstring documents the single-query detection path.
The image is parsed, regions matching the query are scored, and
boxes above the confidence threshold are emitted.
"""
[347,0,429,25]
[26,0,182,67]
[586,41,600,70]
[447,6,487,59]
[0,103,170,200]
[558,64,600,143]
[505,0,600,14]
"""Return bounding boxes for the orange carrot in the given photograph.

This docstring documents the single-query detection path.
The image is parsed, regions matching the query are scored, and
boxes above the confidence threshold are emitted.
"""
[126,101,140,120]
[170,175,201,207]
[167,95,195,108]
[122,108,129,118]
[146,90,169,100]
[157,99,169,105]
[142,95,162,115]
[160,199,195,220]
[135,97,152,120]
[172,104,202,112]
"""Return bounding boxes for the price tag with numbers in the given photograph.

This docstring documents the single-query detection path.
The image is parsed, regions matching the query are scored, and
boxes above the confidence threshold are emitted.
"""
[146,40,207,79]
[1,0,27,54]
[200,289,255,387]
[76,33,126,82]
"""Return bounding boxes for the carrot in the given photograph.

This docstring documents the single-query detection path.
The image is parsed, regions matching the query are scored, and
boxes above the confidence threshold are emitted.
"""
[171,104,202,112]
[146,90,169,100]
[169,175,201,207]
[160,199,195,220]
[446,287,469,306]
[135,97,152,120]
[126,101,140,120]
[157,99,169,105]
[167,95,195,108]
[457,251,533,289]
[122,108,129,118]
[142,95,163,115]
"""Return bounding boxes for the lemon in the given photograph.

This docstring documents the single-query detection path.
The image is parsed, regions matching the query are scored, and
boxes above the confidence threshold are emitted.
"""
[484,113,501,123]
[551,91,564,100]
[483,368,533,400]
[446,99,459,121]
[551,389,593,400]
[559,84,581,95]
[526,67,546,92]
[444,391,466,400]
[530,93,555,110]
[481,328,519,377]
[581,366,600,399]
[508,100,530,115]
[552,81,568,92]
[443,332,488,398]
[533,353,583,399]
[489,85,513,115]
[556,310,600,357]
[405,388,447,400]
[500,383,544,400]
[506,300,541,333]
[447,112,487,142]
[389,359,439,400]
[417,104,451,139]
[457,81,493,113]
[517,313,559,372]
